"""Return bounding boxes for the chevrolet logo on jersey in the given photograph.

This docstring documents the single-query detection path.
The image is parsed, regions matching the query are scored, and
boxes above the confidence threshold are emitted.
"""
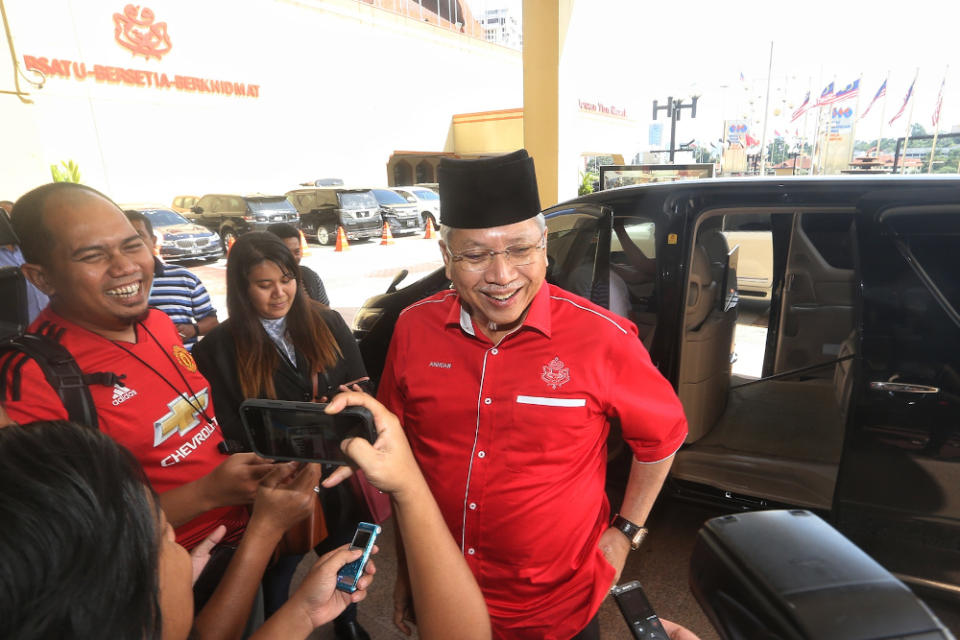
[154,389,210,446]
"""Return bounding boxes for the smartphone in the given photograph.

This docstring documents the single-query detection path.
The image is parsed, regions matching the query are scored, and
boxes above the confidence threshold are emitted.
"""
[336,522,381,593]
[238,399,376,465]
[611,580,669,640]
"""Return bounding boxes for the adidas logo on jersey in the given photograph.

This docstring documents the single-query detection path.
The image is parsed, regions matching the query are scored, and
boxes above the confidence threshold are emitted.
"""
[112,384,138,406]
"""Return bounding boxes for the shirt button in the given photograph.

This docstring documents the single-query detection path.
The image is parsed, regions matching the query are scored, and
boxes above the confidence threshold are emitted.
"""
[477,451,486,458]
[483,397,492,405]
[467,548,476,555]
[469,502,477,510]
[491,348,499,355]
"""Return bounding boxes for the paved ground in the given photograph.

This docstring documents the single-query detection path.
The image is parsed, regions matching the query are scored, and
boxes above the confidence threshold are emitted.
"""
[179,234,960,638]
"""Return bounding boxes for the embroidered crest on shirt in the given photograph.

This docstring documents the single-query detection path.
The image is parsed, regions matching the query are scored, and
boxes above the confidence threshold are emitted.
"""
[172,344,197,372]
[541,357,570,390]
[111,383,138,406]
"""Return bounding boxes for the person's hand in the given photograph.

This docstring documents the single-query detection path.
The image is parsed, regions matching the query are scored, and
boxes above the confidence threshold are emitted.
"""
[176,323,197,340]
[392,571,417,636]
[190,524,226,584]
[598,527,631,587]
[320,391,421,498]
[660,618,702,640]
[248,462,323,537]
[201,452,275,508]
[288,544,377,628]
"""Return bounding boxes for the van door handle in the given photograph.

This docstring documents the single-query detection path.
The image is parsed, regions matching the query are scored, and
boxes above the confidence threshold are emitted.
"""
[869,381,940,394]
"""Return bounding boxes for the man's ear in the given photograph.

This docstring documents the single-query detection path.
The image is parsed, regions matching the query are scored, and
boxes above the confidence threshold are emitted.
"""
[439,241,454,280]
[19,262,55,296]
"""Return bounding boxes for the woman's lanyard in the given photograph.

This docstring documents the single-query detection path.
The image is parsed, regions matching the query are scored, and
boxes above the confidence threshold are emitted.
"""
[109,321,216,427]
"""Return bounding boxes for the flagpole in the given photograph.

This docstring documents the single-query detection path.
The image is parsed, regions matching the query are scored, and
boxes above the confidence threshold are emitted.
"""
[848,75,863,168]
[928,67,947,173]
[876,71,889,159]
[758,41,774,175]
[899,70,918,174]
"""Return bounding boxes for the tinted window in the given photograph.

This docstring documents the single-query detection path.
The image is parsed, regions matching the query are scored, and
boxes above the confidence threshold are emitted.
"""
[546,213,601,299]
[411,189,439,201]
[141,208,189,227]
[801,213,855,270]
[247,198,297,213]
[372,189,409,205]
[339,192,378,209]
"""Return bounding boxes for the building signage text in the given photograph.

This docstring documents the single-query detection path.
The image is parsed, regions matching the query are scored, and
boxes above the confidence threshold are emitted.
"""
[22,55,260,98]
[578,99,627,119]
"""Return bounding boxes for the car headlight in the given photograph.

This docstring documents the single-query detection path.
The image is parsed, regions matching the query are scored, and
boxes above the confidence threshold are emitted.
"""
[352,307,384,334]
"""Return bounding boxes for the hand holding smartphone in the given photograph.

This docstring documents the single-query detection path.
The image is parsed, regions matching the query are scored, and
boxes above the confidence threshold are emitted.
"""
[239,399,376,465]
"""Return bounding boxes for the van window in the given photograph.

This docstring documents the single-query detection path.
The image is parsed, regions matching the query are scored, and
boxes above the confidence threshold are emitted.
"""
[372,189,409,205]
[339,192,378,209]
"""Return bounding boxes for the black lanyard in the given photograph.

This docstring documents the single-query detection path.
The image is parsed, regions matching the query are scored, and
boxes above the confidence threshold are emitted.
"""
[109,321,216,427]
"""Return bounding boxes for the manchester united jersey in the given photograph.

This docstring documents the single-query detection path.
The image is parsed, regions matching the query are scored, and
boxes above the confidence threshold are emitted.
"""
[1,307,246,549]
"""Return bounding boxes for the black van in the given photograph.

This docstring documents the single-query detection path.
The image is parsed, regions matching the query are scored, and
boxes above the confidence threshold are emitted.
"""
[286,187,383,245]
[353,176,960,598]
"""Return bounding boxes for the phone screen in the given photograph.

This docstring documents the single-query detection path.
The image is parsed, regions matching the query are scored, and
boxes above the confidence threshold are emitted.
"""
[239,404,371,464]
[351,529,372,550]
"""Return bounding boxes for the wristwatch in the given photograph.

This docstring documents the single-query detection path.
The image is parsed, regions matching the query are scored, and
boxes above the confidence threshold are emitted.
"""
[611,514,648,550]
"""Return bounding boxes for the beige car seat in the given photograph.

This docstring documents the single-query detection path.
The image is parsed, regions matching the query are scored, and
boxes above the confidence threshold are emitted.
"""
[679,241,738,442]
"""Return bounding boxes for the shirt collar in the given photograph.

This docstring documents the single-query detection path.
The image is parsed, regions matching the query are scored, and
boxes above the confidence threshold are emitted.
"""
[444,282,552,340]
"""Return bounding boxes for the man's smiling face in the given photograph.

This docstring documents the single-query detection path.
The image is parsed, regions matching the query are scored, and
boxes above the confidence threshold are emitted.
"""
[441,218,547,340]
[30,190,154,335]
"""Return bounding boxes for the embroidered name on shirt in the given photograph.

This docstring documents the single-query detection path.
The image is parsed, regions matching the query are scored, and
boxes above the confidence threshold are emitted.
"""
[429,361,452,369]
[541,356,570,390]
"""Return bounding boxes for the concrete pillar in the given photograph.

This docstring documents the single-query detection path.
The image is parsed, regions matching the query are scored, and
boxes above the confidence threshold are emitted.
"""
[522,0,573,209]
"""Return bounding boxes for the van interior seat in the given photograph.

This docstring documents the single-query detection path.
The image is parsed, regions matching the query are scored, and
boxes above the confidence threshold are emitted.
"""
[679,238,737,443]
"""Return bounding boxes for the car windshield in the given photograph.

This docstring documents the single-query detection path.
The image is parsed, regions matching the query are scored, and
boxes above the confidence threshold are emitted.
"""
[411,189,439,201]
[247,198,297,213]
[141,208,189,227]
[372,189,409,205]
[340,192,379,209]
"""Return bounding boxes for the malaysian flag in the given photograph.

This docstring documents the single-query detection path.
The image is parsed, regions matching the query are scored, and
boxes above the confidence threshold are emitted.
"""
[932,75,946,128]
[815,82,835,106]
[860,77,887,118]
[889,73,917,126]
[791,91,811,122]
[834,79,860,103]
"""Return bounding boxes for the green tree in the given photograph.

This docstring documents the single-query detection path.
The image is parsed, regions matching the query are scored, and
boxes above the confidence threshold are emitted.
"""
[50,160,81,183]
[910,123,927,137]
[578,170,597,196]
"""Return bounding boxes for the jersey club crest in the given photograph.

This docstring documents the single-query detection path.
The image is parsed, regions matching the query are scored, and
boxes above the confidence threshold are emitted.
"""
[541,356,570,390]
[172,344,197,373]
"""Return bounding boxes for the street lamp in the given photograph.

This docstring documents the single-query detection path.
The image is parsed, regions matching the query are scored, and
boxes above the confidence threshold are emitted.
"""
[652,96,699,163]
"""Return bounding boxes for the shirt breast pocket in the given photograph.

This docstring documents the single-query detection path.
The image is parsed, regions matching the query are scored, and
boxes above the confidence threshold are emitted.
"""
[505,395,594,472]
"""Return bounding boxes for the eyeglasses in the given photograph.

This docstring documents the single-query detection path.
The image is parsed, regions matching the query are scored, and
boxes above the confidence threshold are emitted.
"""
[446,239,546,272]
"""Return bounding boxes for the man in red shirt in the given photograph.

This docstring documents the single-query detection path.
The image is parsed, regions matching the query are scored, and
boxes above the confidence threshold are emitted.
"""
[378,150,688,639]
[1,183,271,549]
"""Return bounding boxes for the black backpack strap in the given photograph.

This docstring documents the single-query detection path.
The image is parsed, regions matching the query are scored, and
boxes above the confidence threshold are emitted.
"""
[0,333,100,429]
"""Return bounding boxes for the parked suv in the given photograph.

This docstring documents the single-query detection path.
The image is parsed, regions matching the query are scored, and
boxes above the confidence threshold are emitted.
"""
[371,188,421,236]
[188,194,300,249]
[286,187,382,245]
[392,185,441,229]
[353,176,960,600]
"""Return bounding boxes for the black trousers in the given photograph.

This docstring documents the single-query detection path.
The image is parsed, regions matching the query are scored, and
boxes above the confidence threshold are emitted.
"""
[571,614,600,640]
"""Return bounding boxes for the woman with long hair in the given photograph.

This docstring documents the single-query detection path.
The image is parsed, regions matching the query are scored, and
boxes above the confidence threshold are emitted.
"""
[194,232,372,640]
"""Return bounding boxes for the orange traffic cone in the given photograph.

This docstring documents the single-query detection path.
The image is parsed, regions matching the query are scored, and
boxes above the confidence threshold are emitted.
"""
[380,221,395,246]
[298,229,310,257]
[226,235,236,254]
[334,226,349,252]
[423,218,436,239]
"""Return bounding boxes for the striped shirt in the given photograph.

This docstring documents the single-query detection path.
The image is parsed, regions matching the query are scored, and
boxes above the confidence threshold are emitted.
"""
[149,259,217,350]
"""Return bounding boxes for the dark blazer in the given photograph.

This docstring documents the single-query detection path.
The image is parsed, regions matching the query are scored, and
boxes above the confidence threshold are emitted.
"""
[194,307,368,445]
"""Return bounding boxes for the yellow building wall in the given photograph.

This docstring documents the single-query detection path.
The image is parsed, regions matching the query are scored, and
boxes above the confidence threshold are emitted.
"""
[452,108,523,155]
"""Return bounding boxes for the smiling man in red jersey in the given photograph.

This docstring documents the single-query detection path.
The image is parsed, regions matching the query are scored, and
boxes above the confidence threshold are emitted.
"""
[377,150,689,639]
[1,183,272,555]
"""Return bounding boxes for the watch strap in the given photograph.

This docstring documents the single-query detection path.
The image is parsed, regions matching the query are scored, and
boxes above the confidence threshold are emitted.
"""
[611,514,648,550]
